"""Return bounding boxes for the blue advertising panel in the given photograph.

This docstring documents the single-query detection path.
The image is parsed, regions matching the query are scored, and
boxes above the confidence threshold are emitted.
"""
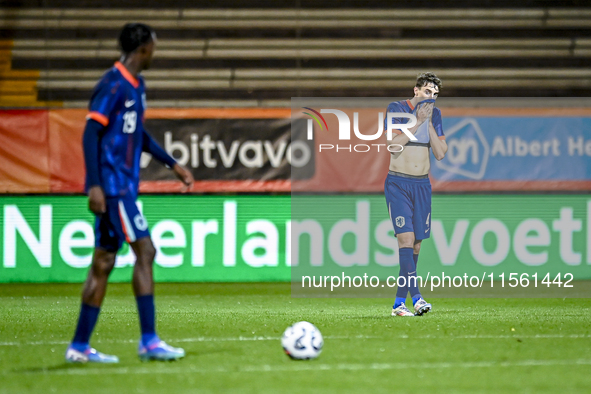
[431,116,591,190]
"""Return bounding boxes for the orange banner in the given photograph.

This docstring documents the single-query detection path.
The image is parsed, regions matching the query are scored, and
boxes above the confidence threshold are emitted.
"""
[292,108,390,193]
[0,110,50,193]
[48,109,86,192]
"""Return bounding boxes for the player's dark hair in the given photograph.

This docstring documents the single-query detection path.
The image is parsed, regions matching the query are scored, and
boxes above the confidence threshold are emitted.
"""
[119,23,155,54]
[415,72,442,92]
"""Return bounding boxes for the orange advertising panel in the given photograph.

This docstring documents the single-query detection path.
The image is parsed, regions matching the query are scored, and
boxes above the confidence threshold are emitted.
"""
[0,110,50,193]
[48,109,86,192]
[292,108,389,193]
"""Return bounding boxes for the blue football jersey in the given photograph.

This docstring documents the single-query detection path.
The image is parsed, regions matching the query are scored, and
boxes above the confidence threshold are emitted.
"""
[86,61,147,199]
[385,99,445,147]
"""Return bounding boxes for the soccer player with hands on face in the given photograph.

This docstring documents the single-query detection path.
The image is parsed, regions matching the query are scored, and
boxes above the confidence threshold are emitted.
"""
[65,23,194,364]
[384,72,448,317]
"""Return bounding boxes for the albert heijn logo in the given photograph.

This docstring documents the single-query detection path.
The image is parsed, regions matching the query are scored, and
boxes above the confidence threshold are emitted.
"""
[302,107,418,141]
[435,118,490,180]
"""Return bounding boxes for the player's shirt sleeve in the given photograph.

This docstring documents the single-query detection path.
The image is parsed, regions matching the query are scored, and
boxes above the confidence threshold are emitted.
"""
[86,79,122,126]
[384,102,407,136]
[432,108,445,140]
[82,118,104,189]
[142,129,177,168]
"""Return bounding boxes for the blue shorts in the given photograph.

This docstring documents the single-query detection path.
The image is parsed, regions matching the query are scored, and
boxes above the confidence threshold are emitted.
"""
[384,173,432,240]
[95,195,150,252]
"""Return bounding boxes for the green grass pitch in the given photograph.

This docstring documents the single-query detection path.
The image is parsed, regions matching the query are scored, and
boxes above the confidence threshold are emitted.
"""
[1,283,590,393]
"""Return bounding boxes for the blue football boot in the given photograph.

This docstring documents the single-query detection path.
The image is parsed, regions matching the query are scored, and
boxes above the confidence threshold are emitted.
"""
[65,345,119,363]
[138,337,185,361]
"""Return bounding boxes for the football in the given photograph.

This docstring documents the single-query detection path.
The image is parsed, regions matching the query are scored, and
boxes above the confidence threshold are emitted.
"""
[281,321,324,360]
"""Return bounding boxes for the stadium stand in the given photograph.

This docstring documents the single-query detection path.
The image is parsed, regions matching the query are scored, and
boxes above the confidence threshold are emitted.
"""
[1,1,591,107]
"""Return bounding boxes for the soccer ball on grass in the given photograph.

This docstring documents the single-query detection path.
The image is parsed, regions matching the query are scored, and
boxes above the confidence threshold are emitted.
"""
[281,321,323,360]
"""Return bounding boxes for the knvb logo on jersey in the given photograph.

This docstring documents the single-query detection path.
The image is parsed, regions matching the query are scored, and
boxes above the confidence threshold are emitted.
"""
[302,107,418,153]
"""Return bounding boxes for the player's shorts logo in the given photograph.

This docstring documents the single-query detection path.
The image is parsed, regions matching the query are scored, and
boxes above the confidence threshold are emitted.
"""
[395,216,405,228]
[134,214,148,231]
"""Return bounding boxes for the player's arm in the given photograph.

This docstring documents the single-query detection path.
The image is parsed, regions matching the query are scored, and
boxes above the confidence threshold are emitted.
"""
[84,79,123,215]
[428,111,447,161]
[387,130,411,147]
[386,104,431,147]
[82,118,106,215]
[142,129,194,190]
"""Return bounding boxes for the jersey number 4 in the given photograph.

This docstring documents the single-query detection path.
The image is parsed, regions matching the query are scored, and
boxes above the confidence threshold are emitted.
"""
[122,111,137,134]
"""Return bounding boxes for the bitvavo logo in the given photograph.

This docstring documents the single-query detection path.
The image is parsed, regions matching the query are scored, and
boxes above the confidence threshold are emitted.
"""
[303,107,418,153]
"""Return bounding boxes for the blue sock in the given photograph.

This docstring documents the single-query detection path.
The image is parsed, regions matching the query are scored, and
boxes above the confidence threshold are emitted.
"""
[412,253,422,305]
[400,248,421,301]
[395,248,411,306]
[395,266,408,299]
[394,253,419,307]
[72,303,100,350]
[394,297,406,308]
[136,295,157,345]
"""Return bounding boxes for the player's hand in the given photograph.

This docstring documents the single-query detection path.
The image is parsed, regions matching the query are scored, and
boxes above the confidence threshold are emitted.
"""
[425,102,434,118]
[88,186,106,215]
[416,102,434,125]
[173,163,194,192]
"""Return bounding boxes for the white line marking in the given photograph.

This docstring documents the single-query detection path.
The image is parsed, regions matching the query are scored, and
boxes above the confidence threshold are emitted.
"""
[10,358,591,376]
[395,334,591,340]
[0,335,378,347]
[1,333,589,347]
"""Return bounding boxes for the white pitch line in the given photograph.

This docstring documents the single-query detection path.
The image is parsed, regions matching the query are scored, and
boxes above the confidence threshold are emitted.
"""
[1,333,589,347]
[396,334,591,339]
[0,335,378,347]
[9,358,591,376]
